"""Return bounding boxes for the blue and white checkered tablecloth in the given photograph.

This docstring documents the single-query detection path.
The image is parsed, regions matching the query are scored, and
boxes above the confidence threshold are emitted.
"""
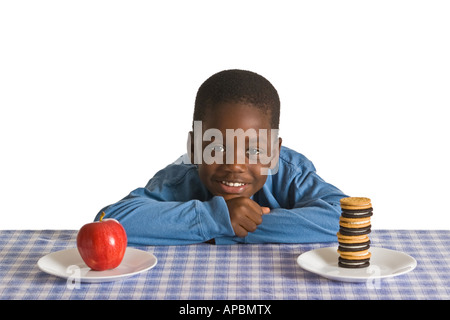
[0,230,449,300]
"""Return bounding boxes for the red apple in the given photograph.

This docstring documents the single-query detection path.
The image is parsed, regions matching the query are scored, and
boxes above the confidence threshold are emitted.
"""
[76,217,127,271]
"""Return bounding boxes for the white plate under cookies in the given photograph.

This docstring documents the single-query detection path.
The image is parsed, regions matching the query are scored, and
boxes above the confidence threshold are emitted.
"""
[297,247,416,283]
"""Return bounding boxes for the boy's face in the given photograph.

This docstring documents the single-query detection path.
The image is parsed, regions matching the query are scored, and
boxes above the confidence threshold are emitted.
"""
[190,102,282,200]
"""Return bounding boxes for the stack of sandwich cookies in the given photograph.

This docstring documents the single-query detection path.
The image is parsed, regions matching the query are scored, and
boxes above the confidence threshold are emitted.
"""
[337,197,373,268]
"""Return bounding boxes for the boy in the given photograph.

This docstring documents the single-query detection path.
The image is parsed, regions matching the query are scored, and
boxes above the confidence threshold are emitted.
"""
[95,69,347,245]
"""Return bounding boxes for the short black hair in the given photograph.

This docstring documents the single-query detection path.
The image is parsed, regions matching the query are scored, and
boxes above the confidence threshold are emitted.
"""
[193,69,280,129]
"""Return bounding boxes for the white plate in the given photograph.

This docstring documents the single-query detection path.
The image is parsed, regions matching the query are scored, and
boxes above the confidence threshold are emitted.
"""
[38,247,157,283]
[297,247,416,283]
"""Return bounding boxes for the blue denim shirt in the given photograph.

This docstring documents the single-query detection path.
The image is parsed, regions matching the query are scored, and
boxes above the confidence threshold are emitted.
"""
[95,146,347,245]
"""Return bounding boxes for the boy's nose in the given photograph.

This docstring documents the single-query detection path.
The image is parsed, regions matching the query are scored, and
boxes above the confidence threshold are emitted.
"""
[223,146,247,172]
[223,162,246,173]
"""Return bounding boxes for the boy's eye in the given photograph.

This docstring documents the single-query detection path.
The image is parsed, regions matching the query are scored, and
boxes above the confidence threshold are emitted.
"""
[247,148,262,156]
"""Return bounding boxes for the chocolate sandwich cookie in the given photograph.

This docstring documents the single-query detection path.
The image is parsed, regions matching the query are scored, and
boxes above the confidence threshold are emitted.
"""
[341,207,373,219]
[337,232,371,251]
[338,240,370,252]
[338,257,371,268]
[339,225,371,236]
[339,216,371,235]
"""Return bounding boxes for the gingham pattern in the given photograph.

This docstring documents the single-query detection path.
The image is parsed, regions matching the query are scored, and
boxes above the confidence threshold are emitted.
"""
[1,230,449,300]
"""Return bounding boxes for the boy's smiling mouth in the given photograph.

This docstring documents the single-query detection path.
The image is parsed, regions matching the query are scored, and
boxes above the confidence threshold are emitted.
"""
[215,180,250,196]
[221,181,247,187]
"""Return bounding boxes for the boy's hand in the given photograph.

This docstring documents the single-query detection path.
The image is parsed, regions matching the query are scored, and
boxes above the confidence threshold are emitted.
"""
[225,197,270,237]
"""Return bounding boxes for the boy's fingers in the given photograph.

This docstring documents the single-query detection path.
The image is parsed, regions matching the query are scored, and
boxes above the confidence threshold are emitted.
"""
[233,224,248,238]
[261,207,270,215]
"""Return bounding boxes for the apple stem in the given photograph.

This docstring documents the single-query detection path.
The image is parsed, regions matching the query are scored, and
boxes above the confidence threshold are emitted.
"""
[100,211,105,221]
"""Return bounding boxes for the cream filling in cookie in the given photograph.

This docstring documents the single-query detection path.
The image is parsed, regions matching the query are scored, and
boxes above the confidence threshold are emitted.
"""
[339,244,369,249]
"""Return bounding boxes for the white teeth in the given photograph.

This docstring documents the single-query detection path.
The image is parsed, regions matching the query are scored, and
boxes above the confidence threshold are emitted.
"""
[221,181,246,187]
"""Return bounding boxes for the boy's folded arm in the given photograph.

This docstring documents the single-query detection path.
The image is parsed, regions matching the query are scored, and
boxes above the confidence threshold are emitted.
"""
[238,197,342,244]
[230,168,347,244]
[96,188,235,245]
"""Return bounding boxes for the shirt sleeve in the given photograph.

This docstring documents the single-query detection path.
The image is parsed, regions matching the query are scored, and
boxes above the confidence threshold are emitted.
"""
[95,172,236,246]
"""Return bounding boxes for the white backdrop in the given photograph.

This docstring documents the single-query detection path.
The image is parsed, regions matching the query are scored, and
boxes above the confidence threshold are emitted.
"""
[1,1,449,230]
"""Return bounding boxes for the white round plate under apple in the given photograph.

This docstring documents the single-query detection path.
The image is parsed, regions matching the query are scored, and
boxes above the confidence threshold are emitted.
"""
[297,247,416,282]
[38,247,157,283]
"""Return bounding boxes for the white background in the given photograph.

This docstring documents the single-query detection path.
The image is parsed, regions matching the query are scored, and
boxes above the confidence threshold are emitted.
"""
[1,1,449,230]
